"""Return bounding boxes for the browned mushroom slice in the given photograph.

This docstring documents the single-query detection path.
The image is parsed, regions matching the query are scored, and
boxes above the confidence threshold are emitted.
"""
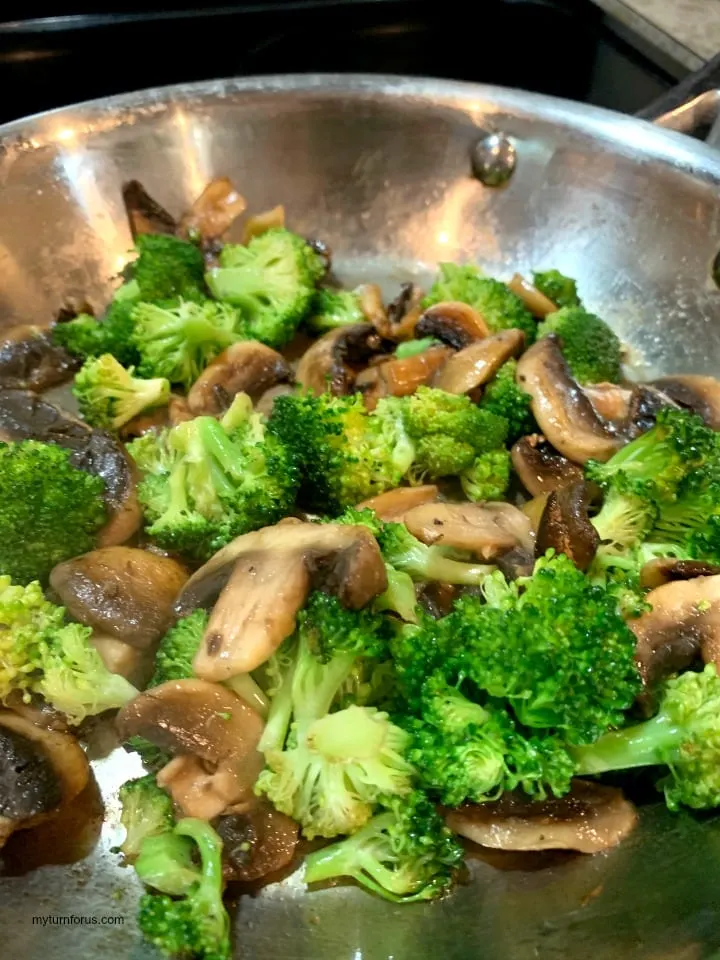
[639,557,720,590]
[168,394,194,426]
[187,343,292,416]
[0,389,141,546]
[0,325,78,391]
[355,346,452,409]
[241,205,286,245]
[358,484,439,521]
[415,301,490,348]
[511,434,584,496]
[356,284,389,331]
[583,383,634,424]
[122,180,177,238]
[117,679,264,820]
[296,324,392,396]
[631,574,720,686]
[372,283,425,342]
[184,521,386,680]
[516,337,622,464]
[179,177,247,243]
[652,375,720,430]
[536,482,600,572]
[50,547,189,649]
[216,801,299,882]
[507,274,558,318]
[402,502,534,562]
[445,780,637,853]
[432,329,525,395]
[0,710,89,850]
[120,405,171,440]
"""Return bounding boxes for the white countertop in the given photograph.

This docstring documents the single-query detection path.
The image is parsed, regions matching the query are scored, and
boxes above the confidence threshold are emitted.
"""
[592,0,720,71]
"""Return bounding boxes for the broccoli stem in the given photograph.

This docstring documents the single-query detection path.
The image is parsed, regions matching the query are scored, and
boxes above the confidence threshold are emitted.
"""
[571,711,680,774]
[418,551,494,586]
[304,811,394,887]
[224,673,269,716]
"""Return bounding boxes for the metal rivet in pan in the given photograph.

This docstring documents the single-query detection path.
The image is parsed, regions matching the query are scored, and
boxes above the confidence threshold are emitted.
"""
[470,132,517,187]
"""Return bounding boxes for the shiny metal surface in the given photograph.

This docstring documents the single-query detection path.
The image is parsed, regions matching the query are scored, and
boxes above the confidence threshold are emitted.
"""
[1,74,720,959]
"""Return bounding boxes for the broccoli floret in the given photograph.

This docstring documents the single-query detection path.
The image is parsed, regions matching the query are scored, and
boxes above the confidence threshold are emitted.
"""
[150,609,208,686]
[303,790,463,902]
[124,736,173,774]
[137,818,231,960]
[129,393,298,560]
[460,449,511,502]
[0,440,106,584]
[136,832,200,898]
[52,297,140,367]
[423,263,536,342]
[132,299,248,389]
[401,386,509,459]
[0,577,137,723]
[378,520,495,587]
[306,289,365,334]
[73,354,170,430]
[532,269,581,309]
[537,306,622,384]
[132,234,207,303]
[479,360,535,441]
[571,664,720,810]
[206,228,321,348]
[394,338,441,359]
[118,775,175,862]
[256,594,412,839]
[590,483,658,550]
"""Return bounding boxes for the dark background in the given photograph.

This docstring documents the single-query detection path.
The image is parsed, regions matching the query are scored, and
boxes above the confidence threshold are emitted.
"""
[0,0,679,124]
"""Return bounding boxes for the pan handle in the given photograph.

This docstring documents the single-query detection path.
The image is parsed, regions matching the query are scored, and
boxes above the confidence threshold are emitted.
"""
[636,52,720,146]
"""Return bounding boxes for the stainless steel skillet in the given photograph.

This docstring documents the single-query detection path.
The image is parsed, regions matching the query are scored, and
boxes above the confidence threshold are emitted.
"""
[1,72,720,960]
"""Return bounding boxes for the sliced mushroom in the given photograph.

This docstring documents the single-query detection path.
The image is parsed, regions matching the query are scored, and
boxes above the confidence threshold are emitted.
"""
[402,502,534,562]
[295,324,392,396]
[216,802,299,882]
[168,394,194,426]
[0,325,78,391]
[445,780,637,853]
[507,274,558,318]
[179,177,247,242]
[639,558,720,590]
[241,205,286,245]
[417,581,458,619]
[0,710,89,849]
[179,521,386,680]
[0,389,141,546]
[187,342,292,416]
[535,482,600,572]
[122,180,177,238]
[432,329,525,395]
[355,346,451,409]
[622,384,678,439]
[652,375,720,430]
[515,337,622,463]
[120,405,170,440]
[415,301,490,348]
[91,633,156,688]
[357,484,439,521]
[255,384,294,418]
[583,383,634,424]
[356,284,389,331]
[511,434,584,496]
[50,547,189,649]
[371,283,425,342]
[116,679,264,821]
[631,574,720,686]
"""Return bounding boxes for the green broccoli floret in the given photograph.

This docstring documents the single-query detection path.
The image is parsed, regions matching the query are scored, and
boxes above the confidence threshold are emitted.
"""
[0,440,106,584]
[303,790,463,902]
[532,269,581,309]
[137,818,231,960]
[378,519,495,586]
[537,307,622,384]
[132,299,248,389]
[132,234,207,303]
[423,263,535,342]
[401,386,509,460]
[72,354,170,430]
[118,775,175,862]
[394,338,441,359]
[571,664,720,810]
[479,360,535,441]
[129,393,298,560]
[0,577,138,723]
[124,736,173,774]
[590,483,658,550]
[306,289,365,334]
[150,609,208,686]
[256,593,412,839]
[460,449,511,502]
[51,297,140,367]
[206,228,321,347]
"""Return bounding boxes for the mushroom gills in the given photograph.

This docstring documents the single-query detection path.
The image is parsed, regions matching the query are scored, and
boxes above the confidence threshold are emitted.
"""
[415,301,490,348]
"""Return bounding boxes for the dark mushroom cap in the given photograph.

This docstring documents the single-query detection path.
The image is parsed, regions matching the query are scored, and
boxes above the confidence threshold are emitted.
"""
[122,180,177,239]
[511,434,584,496]
[216,802,299,883]
[0,726,62,821]
[0,326,78,392]
[535,482,600,572]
